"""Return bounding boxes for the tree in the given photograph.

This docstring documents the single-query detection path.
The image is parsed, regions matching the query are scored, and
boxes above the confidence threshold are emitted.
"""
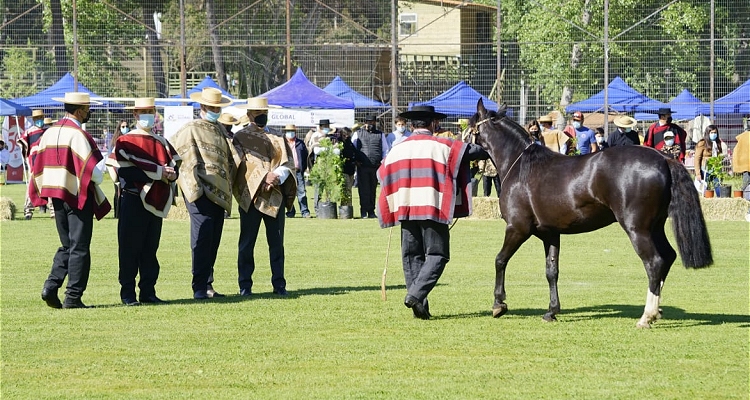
[49,0,69,79]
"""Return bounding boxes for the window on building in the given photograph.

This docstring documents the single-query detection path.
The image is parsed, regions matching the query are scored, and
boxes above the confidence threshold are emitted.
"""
[399,13,417,36]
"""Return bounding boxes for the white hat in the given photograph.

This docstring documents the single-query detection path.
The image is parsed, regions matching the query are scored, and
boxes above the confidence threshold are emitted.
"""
[188,88,232,107]
[235,97,280,110]
[125,97,157,110]
[52,92,102,105]
[614,115,637,129]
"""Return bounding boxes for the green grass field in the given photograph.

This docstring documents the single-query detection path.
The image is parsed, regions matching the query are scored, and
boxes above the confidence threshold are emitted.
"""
[1,180,748,399]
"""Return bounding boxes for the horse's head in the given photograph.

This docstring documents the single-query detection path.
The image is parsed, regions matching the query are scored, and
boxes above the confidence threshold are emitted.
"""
[467,99,510,146]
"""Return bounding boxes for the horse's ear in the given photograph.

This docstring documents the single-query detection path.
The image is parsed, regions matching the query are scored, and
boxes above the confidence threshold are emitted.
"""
[497,102,507,117]
[477,98,487,115]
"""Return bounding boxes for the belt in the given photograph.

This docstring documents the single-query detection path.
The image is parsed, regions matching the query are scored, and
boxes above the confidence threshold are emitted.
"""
[122,188,140,196]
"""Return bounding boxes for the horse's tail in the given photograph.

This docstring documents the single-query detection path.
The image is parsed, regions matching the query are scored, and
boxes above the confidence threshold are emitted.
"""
[667,159,713,268]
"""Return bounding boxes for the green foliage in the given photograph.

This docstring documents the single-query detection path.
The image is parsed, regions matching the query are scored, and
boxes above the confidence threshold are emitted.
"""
[308,137,345,204]
[705,155,729,189]
[0,46,37,98]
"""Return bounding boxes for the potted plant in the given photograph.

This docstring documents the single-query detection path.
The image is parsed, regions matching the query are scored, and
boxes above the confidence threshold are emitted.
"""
[308,138,344,219]
[705,155,731,197]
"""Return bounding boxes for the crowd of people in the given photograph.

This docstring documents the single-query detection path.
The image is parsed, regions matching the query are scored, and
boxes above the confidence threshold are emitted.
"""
[13,90,750,318]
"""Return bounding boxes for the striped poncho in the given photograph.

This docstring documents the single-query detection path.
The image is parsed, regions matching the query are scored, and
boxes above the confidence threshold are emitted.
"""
[106,129,178,218]
[28,119,111,220]
[376,134,471,228]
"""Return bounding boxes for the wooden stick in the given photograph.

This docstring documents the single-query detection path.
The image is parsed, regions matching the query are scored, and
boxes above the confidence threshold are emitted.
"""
[381,226,393,301]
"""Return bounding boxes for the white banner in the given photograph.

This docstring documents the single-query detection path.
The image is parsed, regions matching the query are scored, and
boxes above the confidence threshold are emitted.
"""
[267,108,355,128]
[162,106,195,141]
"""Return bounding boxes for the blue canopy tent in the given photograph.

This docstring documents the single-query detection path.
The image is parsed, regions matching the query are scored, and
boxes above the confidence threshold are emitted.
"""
[12,72,122,110]
[323,76,386,108]
[408,81,505,117]
[565,76,667,114]
[157,76,236,109]
[261,69,354,109]
[696,78,750,115]
[635,89,707,121]
[0,99,32,117]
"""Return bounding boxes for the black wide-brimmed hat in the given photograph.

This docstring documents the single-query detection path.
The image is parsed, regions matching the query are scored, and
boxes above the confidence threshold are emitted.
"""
[399,105,447,121]
[657,107,674,115]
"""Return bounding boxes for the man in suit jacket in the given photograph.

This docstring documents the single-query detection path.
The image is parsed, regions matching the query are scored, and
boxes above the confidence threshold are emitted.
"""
[232,97,296,297]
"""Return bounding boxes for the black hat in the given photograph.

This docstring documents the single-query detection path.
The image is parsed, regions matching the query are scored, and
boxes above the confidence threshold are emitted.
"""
[399,105,447,121]
[657,107,673,115]
[364,115,377,122]
[318,119,330,126]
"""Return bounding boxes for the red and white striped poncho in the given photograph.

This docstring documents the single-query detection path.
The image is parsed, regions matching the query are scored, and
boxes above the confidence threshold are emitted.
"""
[376,134,471,228]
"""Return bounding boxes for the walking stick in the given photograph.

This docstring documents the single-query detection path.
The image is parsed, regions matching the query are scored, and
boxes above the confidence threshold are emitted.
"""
[381,226,393,301]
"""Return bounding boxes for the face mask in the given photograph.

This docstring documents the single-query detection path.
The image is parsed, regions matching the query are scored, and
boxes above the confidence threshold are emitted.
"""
[666,117,673,124]
[120,127,129,134]
[596,136,604,144]
[709,133,718,141]
[35,120,44,128]
[396,126,405,134]
[322,128,331,134]
[205,110,221,123]
[285,132,295,139]
[664,139,675,146]
[81,109,91,124]
[624,128,632,133]
[572,121,581,129]
[138,114,155,129]
[254,113,268,127]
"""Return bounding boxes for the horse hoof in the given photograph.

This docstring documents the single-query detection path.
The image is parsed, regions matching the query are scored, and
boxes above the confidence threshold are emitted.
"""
[492,304,508,318]
[636,321,652,329]
[656,308,663,320]
[542,313,557,322]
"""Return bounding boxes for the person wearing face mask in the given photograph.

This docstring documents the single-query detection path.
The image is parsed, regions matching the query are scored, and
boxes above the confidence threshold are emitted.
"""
[170,87,236,300]
[32,92,111,309]
[283,124,311,219]
[106,97,178,306]
[659,131,682,160]
[382,116,411,159]
[18,109,47,220]
[352,115,384,218]
[565,111,596,155]
[232,97,296,297]
[593,127,609,151]
[217,113,238,137]
[608,115,640,147]
[694,125,726,184]
[644,107,687,162]
[538,115,571,155]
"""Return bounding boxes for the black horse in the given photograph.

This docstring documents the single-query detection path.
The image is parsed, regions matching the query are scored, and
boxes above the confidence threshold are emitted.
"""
[469,100,712,328]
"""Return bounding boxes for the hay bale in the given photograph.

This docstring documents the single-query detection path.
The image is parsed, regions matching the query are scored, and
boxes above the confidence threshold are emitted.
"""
[166,196,189,220]
[470,197,502,219]
[699,197,750,221]
[0,197,17,221]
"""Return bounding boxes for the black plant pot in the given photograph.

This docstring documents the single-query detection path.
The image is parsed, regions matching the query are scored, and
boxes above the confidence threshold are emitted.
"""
[338,205,354,219]
[716,184,732,198]
[317,201,338,219]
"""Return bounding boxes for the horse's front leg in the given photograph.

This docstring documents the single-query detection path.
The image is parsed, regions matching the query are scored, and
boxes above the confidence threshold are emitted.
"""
[541,234,561,322]
[493,226,530,318]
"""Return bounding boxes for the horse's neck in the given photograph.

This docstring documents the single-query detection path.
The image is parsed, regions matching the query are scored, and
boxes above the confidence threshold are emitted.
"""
[487,138,527,180]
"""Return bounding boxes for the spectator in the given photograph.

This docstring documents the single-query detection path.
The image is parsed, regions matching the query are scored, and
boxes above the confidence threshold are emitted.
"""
[608,115,640,147]
[383,116,411,158]
[433,116,456,139]
[218,113,238,137]
[479,158,500,197]
[526,120,543,145]
[565,111,596,154]
[539,115,571,154]
[659,131,682,160]
[732,124,750,190]
[283,124,311,218]
[18,109,46,219]
[594,127,609,151]
[352,115,384,219]
[694,125,726,183]
[644,107,687,162]
[334,126,357,208]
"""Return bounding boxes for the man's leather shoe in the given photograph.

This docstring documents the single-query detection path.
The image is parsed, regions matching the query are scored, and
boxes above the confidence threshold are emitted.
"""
[239,288,252,297]
[404,295,430,320]
[122,298,141,306]
[273,287,288,296]
[62,299,92,309]
[206,289,225,298]
[41,287,62,309]
[140,295,167,304]
[194,290,209,300]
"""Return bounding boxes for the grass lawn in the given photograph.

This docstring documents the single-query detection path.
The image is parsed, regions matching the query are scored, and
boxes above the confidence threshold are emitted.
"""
[1,180,748,399]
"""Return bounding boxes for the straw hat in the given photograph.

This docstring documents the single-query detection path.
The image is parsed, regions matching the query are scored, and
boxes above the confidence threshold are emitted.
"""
[217,113,238,125]
[51,92,102,105]
[31,109,44,118]
[43,117,54,125]
[189,88,232,107]
[236,115,251,127]
[538,115,553,123]
[283,124,297,131]
[613,115,637,129]
[235,97,279,110]
[126,97,157,110]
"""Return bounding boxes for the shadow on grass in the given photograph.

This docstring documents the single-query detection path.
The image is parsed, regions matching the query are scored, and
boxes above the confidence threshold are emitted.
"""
[445,303,750,328]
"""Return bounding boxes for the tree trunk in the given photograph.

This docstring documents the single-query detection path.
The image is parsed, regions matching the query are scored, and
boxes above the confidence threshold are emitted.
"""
[49,0,69,79]
[206,0,227,90]
[143,1,167,98]
[559,0,592,110]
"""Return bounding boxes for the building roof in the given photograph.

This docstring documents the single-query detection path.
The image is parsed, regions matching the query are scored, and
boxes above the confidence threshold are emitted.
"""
[401,0,497,12]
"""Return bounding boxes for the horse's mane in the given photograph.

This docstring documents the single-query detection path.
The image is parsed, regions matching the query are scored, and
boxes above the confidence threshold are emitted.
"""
[473,111,558,183]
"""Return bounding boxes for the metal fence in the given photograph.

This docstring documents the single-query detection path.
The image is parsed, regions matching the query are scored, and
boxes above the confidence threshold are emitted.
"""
[1,0,749,140]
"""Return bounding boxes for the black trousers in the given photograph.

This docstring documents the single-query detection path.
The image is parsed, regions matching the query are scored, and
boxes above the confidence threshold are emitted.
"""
[118,192,163,300]
[483,175,501,197]
[44,197,95,301]
[185,195,225,293]
[238,205,286,292]
[400,219,450,302]
[357,166,378,216]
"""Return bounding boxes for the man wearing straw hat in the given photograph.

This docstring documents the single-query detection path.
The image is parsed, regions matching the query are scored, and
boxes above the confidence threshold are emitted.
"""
[31,92,111,309]
[18,109,47,219]
[608,115,641,147]
[232,97,296,296]
[538,114,571,155]
[106,98,178,306]
[170,87,235,300]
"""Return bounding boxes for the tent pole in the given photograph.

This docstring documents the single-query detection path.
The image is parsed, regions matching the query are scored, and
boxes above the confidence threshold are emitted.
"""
[72,0,78,89]
[603,0,609,135]
[390,0,398,121]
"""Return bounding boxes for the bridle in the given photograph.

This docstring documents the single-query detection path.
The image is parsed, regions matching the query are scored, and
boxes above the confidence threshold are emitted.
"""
[471,115,534,191]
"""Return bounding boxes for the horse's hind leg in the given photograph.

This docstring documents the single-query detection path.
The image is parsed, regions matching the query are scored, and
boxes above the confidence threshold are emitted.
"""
[626,226,676,328]
[540,234,561,322]
[493,227,530,318]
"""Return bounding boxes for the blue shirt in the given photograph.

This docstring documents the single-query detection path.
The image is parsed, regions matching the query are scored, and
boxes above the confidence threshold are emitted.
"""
[575,126,596,155]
